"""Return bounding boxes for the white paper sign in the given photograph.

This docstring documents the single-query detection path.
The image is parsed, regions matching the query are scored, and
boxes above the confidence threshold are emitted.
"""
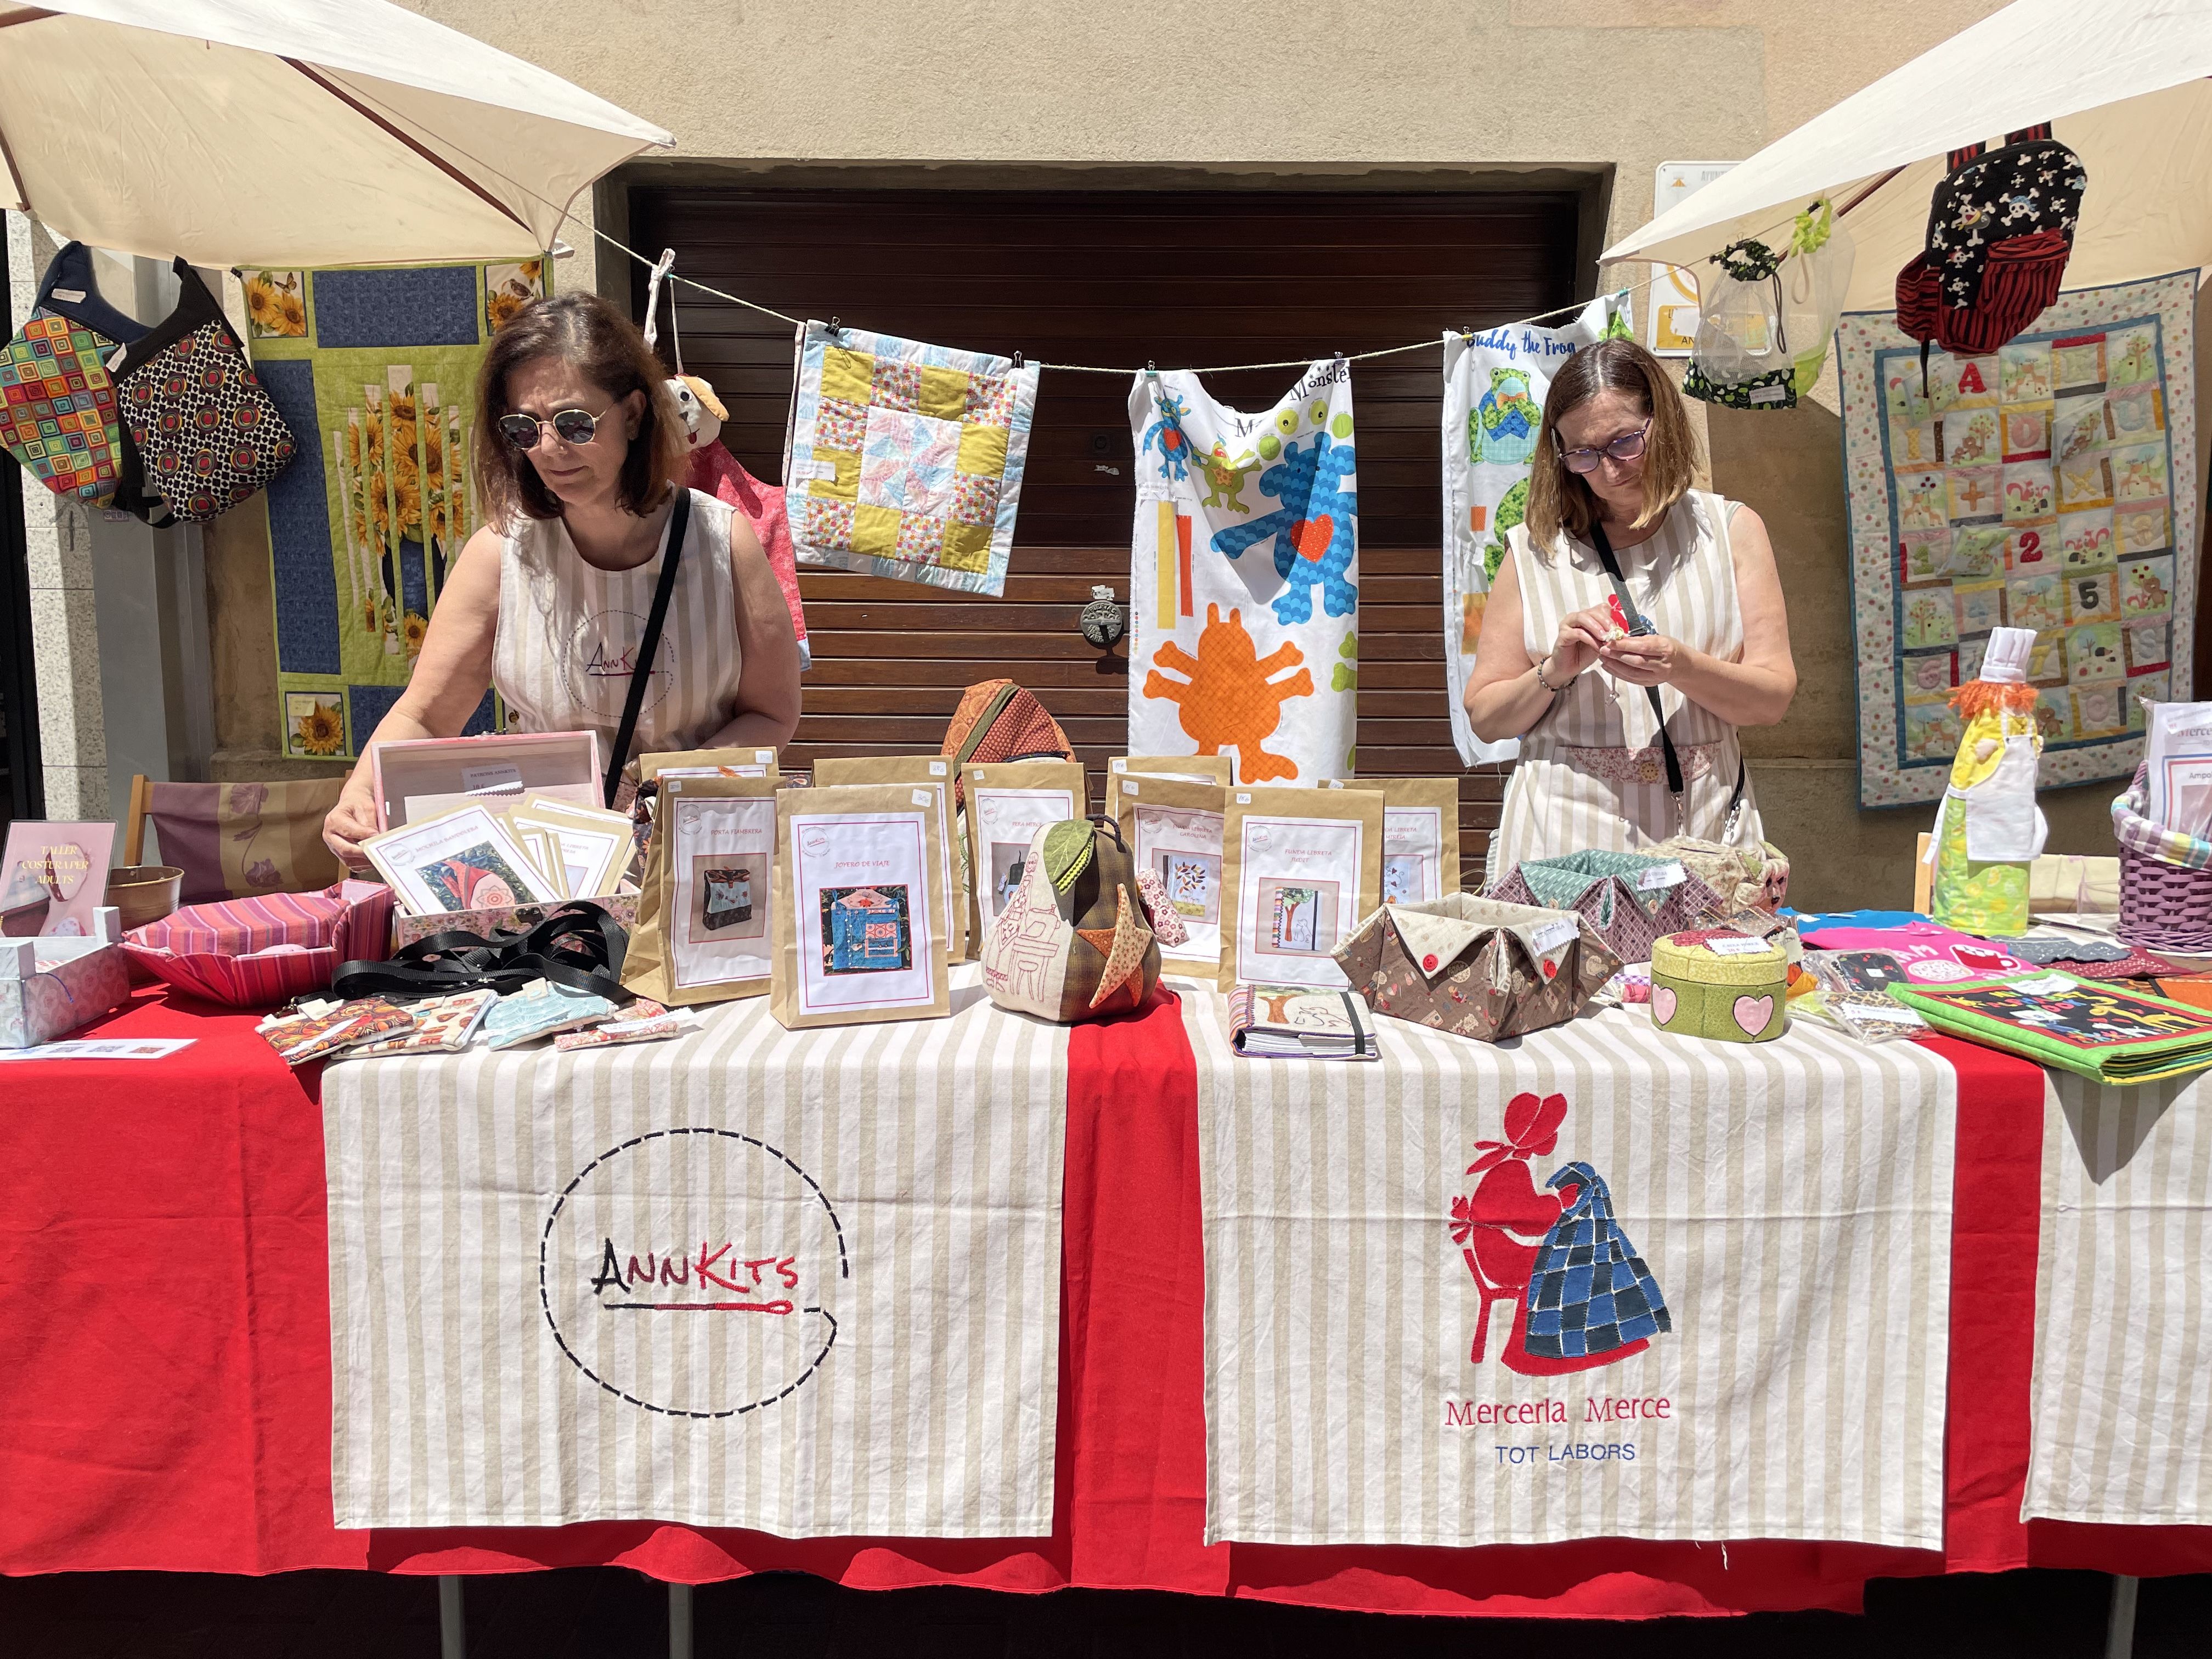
[789,809,936,1015]
[1382,806,1445,905]
[461,763,524,794]
[1637,860,1687,891]
[1530,918,1579,954]
[1707,935,1772,957]
[1235,816,1363,989]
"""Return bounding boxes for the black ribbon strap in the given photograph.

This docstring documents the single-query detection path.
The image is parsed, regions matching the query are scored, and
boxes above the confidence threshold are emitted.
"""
[604,487,691,809]
[1585,518,1746,819]
[329,900,630,1003]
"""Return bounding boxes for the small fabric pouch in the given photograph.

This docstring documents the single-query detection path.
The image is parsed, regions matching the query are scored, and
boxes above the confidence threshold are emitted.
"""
[1488,848,1723,967]
[110,257,296,524]
[125,880,394,1007]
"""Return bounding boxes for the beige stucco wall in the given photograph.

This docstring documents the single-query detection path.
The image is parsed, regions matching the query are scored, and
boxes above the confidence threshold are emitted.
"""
[206,0,2154,911]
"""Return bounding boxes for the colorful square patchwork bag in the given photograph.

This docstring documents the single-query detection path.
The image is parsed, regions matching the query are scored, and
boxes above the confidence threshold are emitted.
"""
[0,241,145,506]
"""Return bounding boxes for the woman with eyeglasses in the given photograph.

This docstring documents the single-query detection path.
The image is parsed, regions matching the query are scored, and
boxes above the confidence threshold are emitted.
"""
[1463,337,1796,885]
[321,292,802,868]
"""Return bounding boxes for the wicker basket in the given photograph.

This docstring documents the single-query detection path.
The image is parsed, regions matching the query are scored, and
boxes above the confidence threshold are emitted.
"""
[2112,766,2212,952]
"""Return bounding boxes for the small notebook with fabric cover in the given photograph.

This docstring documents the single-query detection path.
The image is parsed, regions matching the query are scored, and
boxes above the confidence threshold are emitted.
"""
[1893,972,2212,1084]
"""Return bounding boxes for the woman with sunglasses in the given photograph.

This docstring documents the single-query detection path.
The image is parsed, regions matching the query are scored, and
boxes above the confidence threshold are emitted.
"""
[1463,338,1796,885]
[321,292,802,868]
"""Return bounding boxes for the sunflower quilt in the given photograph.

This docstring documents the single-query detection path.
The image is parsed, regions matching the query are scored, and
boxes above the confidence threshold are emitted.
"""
[783,321,1040,596]
[246,259,545,758]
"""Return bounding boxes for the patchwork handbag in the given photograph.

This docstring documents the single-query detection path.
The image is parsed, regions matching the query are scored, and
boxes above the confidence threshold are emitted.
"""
[110,257,296,525]
[1333,893,1620,1042]
[979,816,1167,1022]
[1487,848,1724,967]
[0,241,145,505]
[1895,125,2085,364]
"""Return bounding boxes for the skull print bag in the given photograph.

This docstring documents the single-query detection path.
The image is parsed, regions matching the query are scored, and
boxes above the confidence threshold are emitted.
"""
[109,258,295,526]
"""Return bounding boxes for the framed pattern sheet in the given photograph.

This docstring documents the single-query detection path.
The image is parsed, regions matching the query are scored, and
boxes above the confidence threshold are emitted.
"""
[1836,272,2199,808]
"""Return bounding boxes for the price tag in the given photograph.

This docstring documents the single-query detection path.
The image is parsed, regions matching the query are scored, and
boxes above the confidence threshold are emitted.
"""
[929,759,947,776]
[1707,935,1771,956]
[1110,758,1127,772]
[1837,1001,1925,1028]
[1531,919,1579,953]
[911,789,936,808]
[1635,860,1686,891]
[1235,792,1252,804]
[754,749,776,765]
[1122,779,1141,795]
[49,287,85,303]
[2012,972,2075,995]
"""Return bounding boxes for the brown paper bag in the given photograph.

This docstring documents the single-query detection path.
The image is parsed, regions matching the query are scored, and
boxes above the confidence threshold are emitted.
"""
[623,775,780,1006]
[810,756,966,961]
[1219,785,1383,992]
[770,783,951,1030]
[962,759,1086,950]
[1114,775,1228,977]
[1333,777,1462,902]
[1103,753,1234,823]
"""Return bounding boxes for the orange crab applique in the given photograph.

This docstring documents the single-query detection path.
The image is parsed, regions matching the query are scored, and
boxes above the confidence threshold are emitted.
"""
[1141,603,1315,783]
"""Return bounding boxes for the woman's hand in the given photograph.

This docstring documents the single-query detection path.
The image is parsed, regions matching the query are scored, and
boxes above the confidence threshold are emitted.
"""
[1547,605,1617,683]
[1599,630,1695,688]
[323,781,381,872]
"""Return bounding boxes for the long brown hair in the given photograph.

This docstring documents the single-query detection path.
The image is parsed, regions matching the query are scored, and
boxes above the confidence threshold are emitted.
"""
[472,291,687,526]
[1523,337,1701,552]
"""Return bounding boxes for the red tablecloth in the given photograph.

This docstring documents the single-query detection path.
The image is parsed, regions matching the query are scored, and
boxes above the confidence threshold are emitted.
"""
[2,985,2207,1613]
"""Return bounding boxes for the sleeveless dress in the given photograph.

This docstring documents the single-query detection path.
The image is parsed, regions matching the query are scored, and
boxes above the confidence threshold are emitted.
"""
[492,487,747,765]
[1483,489,1766,886]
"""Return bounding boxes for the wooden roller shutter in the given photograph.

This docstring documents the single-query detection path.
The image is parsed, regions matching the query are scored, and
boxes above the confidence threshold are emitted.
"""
[625,186,1581,872]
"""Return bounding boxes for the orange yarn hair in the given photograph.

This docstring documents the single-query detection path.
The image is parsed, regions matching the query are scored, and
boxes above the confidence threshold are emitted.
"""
[1948,679,2040,721]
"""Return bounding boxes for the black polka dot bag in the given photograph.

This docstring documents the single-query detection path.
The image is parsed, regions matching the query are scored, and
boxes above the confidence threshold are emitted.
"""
[109,257,295,526]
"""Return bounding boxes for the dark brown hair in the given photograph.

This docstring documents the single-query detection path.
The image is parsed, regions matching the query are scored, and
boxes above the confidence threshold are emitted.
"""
[472,291,688,526]
[1523,337,1701,552]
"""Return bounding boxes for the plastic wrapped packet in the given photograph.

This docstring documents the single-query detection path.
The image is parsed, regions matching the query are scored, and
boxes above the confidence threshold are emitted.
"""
[1803,951,1928,1045]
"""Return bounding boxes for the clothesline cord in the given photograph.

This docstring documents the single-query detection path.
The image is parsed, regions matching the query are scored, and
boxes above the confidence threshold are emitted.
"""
[331,74,1821,380]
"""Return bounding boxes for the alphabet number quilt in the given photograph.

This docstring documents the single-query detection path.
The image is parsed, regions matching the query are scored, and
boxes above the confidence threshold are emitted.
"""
[1835,273,2198,808]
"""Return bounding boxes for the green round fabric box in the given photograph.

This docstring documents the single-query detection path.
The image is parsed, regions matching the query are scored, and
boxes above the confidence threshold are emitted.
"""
[1650,928,1787,1042]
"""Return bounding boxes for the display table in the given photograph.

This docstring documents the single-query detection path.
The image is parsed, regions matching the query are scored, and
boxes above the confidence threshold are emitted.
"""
[2,979,2208,1616]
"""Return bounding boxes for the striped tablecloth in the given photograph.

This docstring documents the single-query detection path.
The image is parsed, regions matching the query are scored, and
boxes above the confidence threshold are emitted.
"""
[2027,1071,2212,1525]
[321,969,1068,1535]
[1181,985,1958,1550]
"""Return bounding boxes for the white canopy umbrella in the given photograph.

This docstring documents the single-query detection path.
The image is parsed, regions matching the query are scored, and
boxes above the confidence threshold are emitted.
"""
[1603,0,2212,309]
[0,0,672,267]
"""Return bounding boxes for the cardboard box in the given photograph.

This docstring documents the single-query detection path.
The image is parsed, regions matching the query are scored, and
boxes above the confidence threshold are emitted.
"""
[369,731,603,831]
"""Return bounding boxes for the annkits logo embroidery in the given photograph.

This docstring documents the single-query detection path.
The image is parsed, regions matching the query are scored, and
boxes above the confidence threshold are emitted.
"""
[561,608,674,721]
[1447,1092,1671,1376]
[540,1127,847,1419]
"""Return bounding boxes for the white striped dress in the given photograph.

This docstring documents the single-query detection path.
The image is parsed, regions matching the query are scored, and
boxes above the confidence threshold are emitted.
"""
[493,487,746,764]
[1483,488,1767,886]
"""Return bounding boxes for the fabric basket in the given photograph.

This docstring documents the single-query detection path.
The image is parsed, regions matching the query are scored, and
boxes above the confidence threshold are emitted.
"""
[1487,849,1723,967]
[2112,764,2212,952]
[123,879,393,1007]
[1333,893,1619,1042]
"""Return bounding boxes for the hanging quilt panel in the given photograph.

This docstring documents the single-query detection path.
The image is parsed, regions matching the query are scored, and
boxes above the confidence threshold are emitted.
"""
[1128,362,1358,785]
[1441,294,1632,766]
[1835,272,2198,808]
[783,320,1040,597]
[247,259,545,759]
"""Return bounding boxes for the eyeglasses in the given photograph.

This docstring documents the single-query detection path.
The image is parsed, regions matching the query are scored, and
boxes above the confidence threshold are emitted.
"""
[1555,420,1651,475]
[498,406,607,450]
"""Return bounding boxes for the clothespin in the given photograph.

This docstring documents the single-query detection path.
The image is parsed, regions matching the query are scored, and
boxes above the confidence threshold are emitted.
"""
[1013,350,1024,369]
[828,315,843,340]
[642,247,682,370]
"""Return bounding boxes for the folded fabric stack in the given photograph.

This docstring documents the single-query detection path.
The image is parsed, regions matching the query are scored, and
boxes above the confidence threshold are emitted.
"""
[255,979,699,1066]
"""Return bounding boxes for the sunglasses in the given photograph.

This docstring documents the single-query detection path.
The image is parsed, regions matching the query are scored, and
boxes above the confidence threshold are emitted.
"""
[1555,419,1651,475]
[498,406,608,450]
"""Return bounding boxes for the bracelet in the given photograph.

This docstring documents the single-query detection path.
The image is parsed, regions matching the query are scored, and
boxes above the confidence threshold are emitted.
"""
[1534,653,1567,693]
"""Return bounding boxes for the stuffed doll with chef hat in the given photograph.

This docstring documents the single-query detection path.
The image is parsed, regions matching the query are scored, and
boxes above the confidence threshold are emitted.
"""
[668,374,810,668]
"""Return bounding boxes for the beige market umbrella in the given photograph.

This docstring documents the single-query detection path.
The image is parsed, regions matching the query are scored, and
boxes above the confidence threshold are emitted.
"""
[0,0,672,267]
[1602,0,2212,307]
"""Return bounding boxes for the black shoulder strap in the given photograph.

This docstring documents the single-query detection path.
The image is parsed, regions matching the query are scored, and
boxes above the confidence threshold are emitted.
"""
[1585,517,1745,818]
[328,901,630,1002]
[605,487,690,808]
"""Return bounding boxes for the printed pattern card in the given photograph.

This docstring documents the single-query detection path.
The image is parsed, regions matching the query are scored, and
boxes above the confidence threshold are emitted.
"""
[669,787,777,993]
[1,820,116,938]
[963,761,1085,940]
[773,783,950,1029]
[1220,787,1383,992]
[360,802,561,917]
[1116,775,1226,972]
